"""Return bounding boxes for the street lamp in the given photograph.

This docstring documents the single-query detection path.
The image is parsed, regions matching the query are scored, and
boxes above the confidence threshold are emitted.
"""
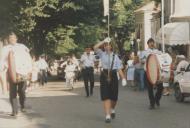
[161,0,165,53]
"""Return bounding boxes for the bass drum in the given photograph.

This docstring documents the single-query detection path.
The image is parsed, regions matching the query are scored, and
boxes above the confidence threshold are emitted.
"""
[146,53,172,85]
[8,51,17,83]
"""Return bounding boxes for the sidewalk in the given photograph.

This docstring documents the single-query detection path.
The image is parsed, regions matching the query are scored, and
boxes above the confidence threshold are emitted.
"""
[0,85,45,128]
[0,73,100,128]
[0,81,85,128]
[0,93,30,128]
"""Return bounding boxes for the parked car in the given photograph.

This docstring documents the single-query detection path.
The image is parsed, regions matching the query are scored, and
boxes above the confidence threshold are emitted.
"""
[173,64,190,102]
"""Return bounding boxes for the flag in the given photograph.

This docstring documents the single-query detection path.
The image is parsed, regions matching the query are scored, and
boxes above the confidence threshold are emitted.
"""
[103,0,109,16]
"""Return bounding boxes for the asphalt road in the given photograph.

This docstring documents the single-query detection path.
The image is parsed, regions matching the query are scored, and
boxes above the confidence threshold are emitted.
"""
[0,79,190,128]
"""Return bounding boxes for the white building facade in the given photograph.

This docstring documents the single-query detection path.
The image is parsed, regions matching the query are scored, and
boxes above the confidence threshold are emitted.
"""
[156,0,190,58]
[135,1,160,50]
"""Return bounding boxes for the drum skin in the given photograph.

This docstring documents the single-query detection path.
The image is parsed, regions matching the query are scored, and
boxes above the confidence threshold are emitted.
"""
[8,51,17,83]
[146,53,172,85]
[146,54,160,85]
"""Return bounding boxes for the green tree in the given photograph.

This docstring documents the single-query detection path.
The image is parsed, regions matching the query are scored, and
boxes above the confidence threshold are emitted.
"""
[0,0,140,58]
[46,25,77,56]
[110,0,138,54]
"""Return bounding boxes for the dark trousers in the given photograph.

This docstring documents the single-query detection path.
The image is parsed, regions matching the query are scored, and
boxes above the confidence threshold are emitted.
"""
[9,81,27,114]
[134,68,145,90]
[39,70,47,86]
[82,67,94,96]
[145,73,163,106]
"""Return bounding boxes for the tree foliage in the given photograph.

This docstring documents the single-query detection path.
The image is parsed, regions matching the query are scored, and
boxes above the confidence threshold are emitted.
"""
[110,0,138,54]
[0,0,140,57]
[46,25,77,56]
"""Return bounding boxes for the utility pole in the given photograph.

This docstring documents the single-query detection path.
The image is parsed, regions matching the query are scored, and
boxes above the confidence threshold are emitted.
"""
[161,0,165,53]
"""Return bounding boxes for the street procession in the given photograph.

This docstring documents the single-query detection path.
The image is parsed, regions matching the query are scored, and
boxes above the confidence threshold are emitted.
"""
[0,0,190,128]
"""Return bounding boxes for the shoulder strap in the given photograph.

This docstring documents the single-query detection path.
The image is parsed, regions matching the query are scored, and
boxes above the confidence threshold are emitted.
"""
[110,53,115,70]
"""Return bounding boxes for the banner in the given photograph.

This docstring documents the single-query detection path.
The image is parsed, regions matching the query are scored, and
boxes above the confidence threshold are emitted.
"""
[103,0,109,16]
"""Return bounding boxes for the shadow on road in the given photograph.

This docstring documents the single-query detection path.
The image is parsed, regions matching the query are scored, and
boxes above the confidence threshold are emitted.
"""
[1,79,190,128]
[21,86,110,128]
[0,111,16,119]
[47,73,100,83]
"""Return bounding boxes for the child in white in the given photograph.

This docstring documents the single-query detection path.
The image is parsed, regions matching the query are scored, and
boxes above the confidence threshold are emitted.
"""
[31,56,39,88]
[126,52,135,86]
[64,59,76,88]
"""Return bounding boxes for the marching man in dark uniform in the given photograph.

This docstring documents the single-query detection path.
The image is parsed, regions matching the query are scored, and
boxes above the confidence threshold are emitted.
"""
[94,37,126,123]
[0,32,32,116]
[80,46,96,97]
[140,38,163,109]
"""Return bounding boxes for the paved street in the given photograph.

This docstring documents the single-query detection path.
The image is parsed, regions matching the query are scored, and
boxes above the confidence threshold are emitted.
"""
[0,79,190,128]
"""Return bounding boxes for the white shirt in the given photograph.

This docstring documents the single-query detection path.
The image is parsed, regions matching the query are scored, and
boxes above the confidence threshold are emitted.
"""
[0,45,12,71]
[80,53,95,67]
[0,43,32,75]
[139,48,162,70]
[64,64,76,73]
[127,60,134,68]
[64,63,76,79]
[72,57,79,67]
[95,49,123,70]
[37,58,48,70]
[140,48,161,62]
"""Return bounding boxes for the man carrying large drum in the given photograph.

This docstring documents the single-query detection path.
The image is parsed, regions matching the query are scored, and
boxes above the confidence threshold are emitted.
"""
[0,32,33,116]
[140,38,172,109]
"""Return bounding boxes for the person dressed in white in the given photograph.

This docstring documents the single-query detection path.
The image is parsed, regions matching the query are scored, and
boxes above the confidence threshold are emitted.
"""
[71,54,80,81]
[0,32,32,116]
[64,59,76,89]
[37,55,48,86]
[126,52,135,86]
[30,55,40,88]
[0,39,8,94]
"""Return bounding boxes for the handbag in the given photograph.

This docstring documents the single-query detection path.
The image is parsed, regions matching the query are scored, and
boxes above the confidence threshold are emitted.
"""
[103,53,115,82]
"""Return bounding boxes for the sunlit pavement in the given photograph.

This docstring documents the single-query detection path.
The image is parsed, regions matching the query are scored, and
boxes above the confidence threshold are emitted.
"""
[0,79,190,128]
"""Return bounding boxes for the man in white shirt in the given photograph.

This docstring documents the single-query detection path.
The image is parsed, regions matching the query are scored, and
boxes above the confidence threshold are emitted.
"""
[0,32,32,116]
[140,38,163,110]
[37,55,48,86]
[80,46,96,97]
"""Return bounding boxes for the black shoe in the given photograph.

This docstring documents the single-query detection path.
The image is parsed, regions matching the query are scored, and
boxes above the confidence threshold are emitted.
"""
[156,101,160,107]
[105,118,111,123]
[111,113,115,119]
[149,105,155,110]
[10,112,18,117]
